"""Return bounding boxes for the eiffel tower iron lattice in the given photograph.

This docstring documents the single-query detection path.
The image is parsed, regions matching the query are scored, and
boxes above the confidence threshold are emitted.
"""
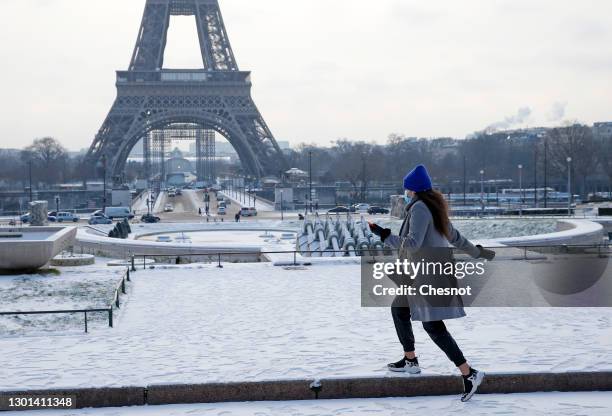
[85,0,287,184]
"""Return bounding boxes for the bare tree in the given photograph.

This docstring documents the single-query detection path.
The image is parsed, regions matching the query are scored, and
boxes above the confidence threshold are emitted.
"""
[545,124,595,197]
[21,137,68,185]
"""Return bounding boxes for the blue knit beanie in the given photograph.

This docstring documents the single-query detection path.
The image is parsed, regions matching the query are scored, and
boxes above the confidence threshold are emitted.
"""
[403,165,433,192]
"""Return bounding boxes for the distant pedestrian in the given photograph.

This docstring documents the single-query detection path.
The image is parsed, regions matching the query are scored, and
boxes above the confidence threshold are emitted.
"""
[235,212,241,222]
[198,207,202,216]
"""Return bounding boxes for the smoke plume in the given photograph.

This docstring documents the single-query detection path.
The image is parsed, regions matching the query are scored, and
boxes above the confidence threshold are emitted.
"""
[485,107,532,133]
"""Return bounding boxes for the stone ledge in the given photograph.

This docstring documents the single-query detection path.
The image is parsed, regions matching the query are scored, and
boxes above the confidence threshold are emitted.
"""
[0,387,144,412]
[2,372,611,411]
[146,372,612,405]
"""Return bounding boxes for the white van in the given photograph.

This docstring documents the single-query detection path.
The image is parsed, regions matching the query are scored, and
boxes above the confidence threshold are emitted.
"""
[239,207,258,217]
[104,207,134,220]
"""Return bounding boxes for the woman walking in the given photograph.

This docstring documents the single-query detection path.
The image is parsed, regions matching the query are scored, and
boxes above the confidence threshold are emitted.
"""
[369,165,495,402]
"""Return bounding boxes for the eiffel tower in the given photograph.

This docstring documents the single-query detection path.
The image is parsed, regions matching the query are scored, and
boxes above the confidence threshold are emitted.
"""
[86,0,287,184]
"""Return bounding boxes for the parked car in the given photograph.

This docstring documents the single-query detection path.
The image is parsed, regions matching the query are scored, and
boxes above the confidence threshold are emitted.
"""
[104,207,134,220]
[352,203,370,212]
[367,206,390,215]
[141,214,161,223]
[239,207,258,217]
[164,204,174,212]
[328,206,350,213]
[88,214,112,225]
[20,213,57,223]
[217,206,227,216]
[55,212,79,223]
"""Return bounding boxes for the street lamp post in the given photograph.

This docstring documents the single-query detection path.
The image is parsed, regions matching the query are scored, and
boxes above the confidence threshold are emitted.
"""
[102,155,107,211]
[280,190,284,221]
[462,156,467,207]
[544,138,548,208]
[518,164,523,204]
[308,150,313,214]
[480,170,485,214]
[567,157,572,216]
[533,147,538,207]
[28,160,33,203]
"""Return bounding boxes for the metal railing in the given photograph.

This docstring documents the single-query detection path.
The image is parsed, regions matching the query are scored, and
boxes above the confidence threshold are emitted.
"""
[0,268,132,333]
[129,244,612,270]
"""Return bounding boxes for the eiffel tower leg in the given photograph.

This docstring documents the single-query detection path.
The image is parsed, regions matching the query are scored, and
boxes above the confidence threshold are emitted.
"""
[85,101,140,185]
[233,110,288,177]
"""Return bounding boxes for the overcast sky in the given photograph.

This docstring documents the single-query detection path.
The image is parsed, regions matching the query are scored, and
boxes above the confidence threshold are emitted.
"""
[1,0,611,150]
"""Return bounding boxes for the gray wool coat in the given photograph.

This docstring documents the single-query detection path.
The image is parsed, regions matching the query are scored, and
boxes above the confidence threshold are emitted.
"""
[384,198,481,322]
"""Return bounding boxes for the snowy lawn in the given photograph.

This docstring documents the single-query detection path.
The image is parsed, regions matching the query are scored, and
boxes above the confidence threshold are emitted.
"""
[0,262,611,391]
[3,392,612,416]
[0,265,126,335]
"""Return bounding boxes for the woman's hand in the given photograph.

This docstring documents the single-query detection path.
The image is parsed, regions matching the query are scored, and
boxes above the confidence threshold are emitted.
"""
[368,222,391,242]
[476,245,496,261]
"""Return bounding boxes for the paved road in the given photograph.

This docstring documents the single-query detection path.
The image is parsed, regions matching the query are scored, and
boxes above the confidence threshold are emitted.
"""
[155,190,242,223]
[149,190,385,223]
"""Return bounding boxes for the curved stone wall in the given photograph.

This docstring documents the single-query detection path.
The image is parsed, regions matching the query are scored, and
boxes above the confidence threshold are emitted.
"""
[487,219,605,247]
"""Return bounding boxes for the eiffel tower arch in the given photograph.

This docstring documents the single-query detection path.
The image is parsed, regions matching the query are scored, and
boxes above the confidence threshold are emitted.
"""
[85,0,287,184]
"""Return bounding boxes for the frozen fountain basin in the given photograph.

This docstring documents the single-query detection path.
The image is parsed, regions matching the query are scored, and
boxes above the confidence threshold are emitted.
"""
[0,227,77,272]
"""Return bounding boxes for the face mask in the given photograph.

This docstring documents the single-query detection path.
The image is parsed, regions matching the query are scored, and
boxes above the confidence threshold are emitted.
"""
[403,194,411,204]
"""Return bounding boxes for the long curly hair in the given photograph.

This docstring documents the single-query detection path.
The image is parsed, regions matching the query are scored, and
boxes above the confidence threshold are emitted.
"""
[415,189,451,239]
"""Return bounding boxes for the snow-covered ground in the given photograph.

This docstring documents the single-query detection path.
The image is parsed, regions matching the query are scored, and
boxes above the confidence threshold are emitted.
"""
[1,262,610,391]
[4,392,612,416]
[131,191,151,215]
[152,192,166,214]
[0,264,126,335]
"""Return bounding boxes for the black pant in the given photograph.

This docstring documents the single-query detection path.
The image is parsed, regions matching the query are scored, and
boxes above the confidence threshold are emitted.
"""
[391,305,467,367]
